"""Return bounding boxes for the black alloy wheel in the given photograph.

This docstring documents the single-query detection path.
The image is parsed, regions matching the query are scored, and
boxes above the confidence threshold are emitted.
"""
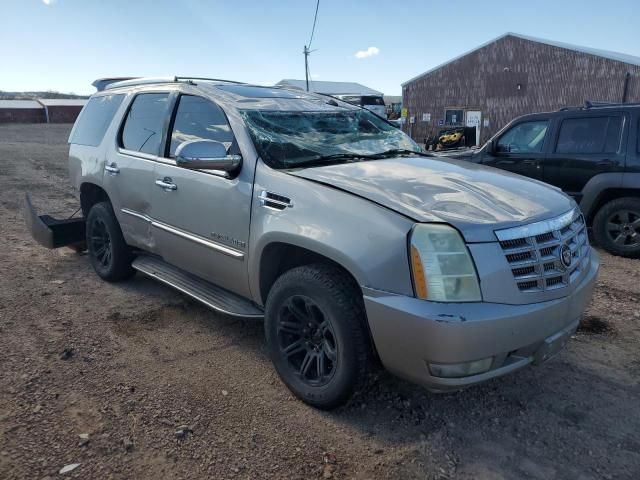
[89,217,113,268]
[264,264,371,409]
[86,201,135,281]
[593,197,640,258]
[604,209,640,248]
[277,295,338,387]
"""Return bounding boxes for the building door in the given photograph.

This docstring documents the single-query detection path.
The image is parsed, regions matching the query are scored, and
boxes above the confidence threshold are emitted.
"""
[465,111,482,146]
[482,118,550,181]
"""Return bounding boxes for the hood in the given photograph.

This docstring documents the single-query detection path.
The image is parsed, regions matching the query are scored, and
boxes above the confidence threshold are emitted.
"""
[288,156,575,243]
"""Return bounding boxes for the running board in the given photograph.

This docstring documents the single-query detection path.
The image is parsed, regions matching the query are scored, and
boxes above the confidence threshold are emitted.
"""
[132,255,264,319]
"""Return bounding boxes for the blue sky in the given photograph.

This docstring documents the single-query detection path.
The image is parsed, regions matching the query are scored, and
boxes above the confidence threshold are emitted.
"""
[2,0,639,95]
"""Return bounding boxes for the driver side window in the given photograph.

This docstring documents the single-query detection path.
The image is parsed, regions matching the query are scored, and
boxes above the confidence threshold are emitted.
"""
[168,95,234,157]
[496,120,549,154]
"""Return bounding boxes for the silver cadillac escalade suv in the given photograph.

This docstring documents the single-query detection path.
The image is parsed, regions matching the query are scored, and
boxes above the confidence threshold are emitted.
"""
[25,76,599,409]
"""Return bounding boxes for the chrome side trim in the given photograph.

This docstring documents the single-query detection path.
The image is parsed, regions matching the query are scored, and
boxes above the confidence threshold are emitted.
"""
[118,148,159,162]
[151,221,244,259]
[494,208,579,242]
[120,208,244,259]
[121,208,150,222]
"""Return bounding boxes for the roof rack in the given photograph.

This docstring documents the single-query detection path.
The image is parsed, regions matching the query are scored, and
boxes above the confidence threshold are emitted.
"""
[101,76,246,91]
[175,76,245,85]
[559,100,640,111]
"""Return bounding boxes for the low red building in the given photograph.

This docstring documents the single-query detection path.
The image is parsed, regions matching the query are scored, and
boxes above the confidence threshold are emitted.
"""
[38,99,87,123]
[0,98,87,124]
[0,100,45,124]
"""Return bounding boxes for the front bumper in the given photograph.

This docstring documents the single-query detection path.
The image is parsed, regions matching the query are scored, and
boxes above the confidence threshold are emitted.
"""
[363,248,599,391]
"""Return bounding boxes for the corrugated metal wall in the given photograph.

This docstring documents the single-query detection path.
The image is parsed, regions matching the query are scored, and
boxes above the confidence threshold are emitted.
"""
[402,35,640,144]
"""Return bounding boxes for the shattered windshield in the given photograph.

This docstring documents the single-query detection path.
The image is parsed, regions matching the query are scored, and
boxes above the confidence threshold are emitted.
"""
[241,109,421,169]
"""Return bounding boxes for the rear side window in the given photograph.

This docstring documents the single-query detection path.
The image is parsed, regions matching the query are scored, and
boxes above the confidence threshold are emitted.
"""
[603,117,623,153]
[555,116,622,154]
[169,95,233,157]
[121,93,170,155]
[69,94,124,146]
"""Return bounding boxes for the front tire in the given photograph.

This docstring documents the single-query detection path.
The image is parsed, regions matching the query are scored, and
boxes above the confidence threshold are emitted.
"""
[265,264,371,409]
[592,197,640,258]
[86,201,135,281]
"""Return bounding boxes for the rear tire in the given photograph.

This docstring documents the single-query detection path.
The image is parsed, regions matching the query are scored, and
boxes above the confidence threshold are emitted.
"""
[86,201,135,281]
[592,197,640,258]
[265,264,371,409]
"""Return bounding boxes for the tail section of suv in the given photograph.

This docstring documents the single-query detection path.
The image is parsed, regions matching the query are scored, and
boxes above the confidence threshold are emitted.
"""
[440,102,640,257]
[24,76,598,408]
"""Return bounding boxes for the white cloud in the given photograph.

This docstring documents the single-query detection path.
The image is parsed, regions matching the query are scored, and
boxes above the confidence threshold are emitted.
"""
[354,46,379,59]
[311,74,321,79]
[42,0,57,5]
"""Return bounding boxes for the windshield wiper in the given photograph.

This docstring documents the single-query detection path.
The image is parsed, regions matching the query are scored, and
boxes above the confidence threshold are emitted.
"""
[291,153,379,169]
[370,148,433,158]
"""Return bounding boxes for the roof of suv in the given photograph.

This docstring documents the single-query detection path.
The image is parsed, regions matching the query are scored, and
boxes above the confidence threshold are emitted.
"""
[509,102,640,125]
[97,76,359,112]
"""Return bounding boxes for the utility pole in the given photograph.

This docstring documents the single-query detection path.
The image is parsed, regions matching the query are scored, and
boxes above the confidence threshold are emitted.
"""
[304,45,310,92]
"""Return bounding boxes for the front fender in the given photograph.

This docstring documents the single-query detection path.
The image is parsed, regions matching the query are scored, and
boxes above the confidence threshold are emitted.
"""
[248,162,416,304]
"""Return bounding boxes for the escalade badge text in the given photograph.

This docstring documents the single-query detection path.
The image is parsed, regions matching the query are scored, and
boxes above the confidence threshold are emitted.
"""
[210,232,246,249]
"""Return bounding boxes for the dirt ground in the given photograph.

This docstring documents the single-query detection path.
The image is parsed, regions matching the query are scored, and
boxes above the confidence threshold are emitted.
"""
[0,123,639,480]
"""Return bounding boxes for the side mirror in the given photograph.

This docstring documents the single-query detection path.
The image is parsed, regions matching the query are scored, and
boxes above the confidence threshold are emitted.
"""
[485,139,494,154]
[175,140,241,172]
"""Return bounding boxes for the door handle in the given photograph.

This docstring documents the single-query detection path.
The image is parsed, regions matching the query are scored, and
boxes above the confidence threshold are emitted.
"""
[155,177,177,191]
[522,159,537,165]
[105,163,120,175]
[597,159,615,168]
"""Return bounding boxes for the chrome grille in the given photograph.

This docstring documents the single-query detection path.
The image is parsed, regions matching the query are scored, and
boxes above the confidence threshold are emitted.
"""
[495,209,590,293]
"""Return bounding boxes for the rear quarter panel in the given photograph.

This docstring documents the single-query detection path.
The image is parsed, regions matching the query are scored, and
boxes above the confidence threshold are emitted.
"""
[68,92,132,194]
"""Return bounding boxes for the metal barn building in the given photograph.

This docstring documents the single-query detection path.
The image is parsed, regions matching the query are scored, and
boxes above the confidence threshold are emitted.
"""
[402,33,640,145]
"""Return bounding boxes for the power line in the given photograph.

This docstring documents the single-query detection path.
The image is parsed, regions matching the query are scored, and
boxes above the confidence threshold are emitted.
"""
[308,0,320,49]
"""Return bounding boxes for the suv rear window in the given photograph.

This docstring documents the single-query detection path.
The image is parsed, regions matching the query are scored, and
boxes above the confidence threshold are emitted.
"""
[556,116,622,154]
[120,93,170,155]
[361,96,384,106]
[69,94,124,146]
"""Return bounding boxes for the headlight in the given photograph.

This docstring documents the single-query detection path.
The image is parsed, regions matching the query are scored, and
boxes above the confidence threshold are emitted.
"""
[409,224,481,302]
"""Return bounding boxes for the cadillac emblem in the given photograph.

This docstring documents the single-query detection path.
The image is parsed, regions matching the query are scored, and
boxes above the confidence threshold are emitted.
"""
[560,244,572,269]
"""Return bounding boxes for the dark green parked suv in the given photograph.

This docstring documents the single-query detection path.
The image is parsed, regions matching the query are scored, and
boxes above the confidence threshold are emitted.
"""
[439,102,640,258]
